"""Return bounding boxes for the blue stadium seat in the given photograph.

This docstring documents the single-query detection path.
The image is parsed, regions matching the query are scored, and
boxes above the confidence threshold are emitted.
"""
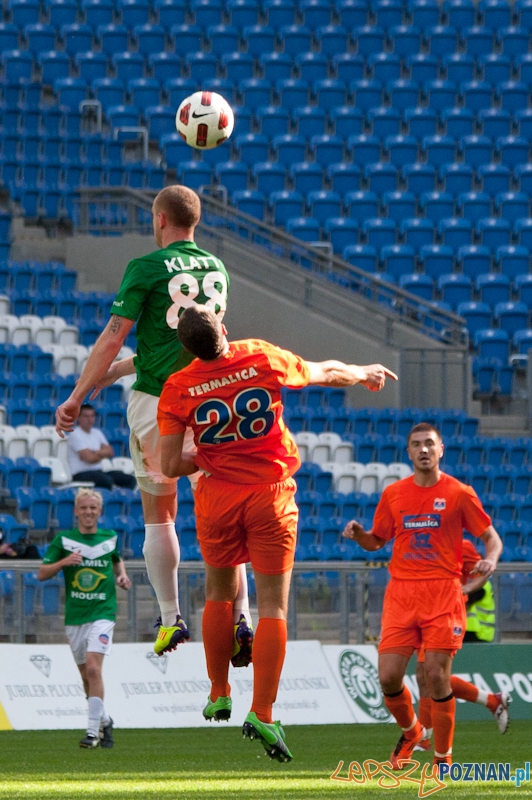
[272,134,306,167]
[289,162,323,193]
[119,0,151,25]
[332,52,365,82]
[190,0,223,26]
[342,243,378,271]
[438,273,472,307]
[364,163,397,193]
[459,135,492,169]
[458,191,492,223]
[222,52,253,83]
[235,132,269,165]
[476,273,510,305]
[250,162,283,194]
[307,190,342,223]
[270,190,304,225]
[402,163,435,194]
[316,24,349,55]
[352,23,385,54]
[496,192,529,222]
[54,77,87,111]
[424,24,458,56]
[421,135,455,167]
[515,52,532,85]
[441,107,475,139]
[380,244,416,278]
[300,0,331,27]
[496,136,529,169]
[382,191,416,222]
[279,24,312,54]
[347,134,380,164]
[419,191,454,222]
[494,301,529,336]
[479,53,512,86]
[327,163,360,194]
[330,106,363,138]
[324,218,359,254]
[458,301,492,335]
[476,216,510,249]
[276,78,309,108]
[424,79,457,111]
[133,23,166,55]
[407,53,438,82]
[515,165,532,196]
[385,135,418,167]
[409,0,439,28]
[238,78,271,110]
[481,0,512,28]
[346,190,379,221]
[231,189,266,219]
[362,217,396,248]
[350,79,383,110]
[400,217,434,248]
[254,106,289,138]
[244,25,276,56]
[441,53,474,85]
[459,80,492,111]
[514,220,532,250]
[228,0,260,26]
[313,78,347,110]
[368,52,401,82]
[404,107,437,138]
[461,25,493,56]
[477,165,510,197]
[387,78,419,110]
[399,272,434,300]
[457,244,492,277]
[389,24,421,55]
[474,328,510,361]
[286,216,320,242]
[295,52,328,82]
[366,106,400,138]
[497,25,529,56]
[440,163,474,195]
[153,0,186,25]
[292,106,328,138]
[419,243,454,275]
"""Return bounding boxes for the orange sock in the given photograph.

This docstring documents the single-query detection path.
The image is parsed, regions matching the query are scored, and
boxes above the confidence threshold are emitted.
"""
[450,676,478,703]
[250,617,287,724]
[384,686,421,737]
[202,600,234,701]
[432,694,455,758]
[418,697,433,731]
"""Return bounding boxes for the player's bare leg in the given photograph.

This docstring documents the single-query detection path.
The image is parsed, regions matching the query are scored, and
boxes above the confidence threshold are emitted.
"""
[232,563,254,668]
[379,652,426,769]
[414,659,433,751]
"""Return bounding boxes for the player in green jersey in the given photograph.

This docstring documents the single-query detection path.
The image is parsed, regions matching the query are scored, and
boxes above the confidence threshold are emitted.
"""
[55,185,252,661]
[38,488,131,749]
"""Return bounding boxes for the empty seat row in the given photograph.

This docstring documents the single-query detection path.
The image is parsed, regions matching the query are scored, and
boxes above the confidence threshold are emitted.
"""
[291,406,478,436]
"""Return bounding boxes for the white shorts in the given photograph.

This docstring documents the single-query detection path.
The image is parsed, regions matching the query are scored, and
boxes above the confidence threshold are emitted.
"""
[65,619,115,665]
[127,390,199,495]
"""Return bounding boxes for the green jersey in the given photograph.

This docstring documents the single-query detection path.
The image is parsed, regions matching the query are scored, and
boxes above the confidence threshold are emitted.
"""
[111,240,230,396]
[42,529,121,626]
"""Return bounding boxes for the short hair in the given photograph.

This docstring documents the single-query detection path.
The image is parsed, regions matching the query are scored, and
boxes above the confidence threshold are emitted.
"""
[407,422,442,444]
[80,403,94,414]
[154,185,201,229]
[75,488,103,509]
[177,306,224,361]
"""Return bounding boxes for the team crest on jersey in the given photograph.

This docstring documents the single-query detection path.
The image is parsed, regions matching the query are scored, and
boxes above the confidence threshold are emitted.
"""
[453,625,463,637]
[434,498,446,510]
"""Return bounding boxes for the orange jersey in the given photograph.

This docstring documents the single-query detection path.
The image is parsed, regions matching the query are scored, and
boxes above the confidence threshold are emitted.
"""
[372,472,491,581]
[157,339,311,484]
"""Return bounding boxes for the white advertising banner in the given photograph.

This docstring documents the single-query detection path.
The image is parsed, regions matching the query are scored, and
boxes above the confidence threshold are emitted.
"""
[0,641,356,730]
[323,644,399,724]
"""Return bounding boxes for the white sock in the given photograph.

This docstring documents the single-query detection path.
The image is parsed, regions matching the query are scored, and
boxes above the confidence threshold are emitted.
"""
[143,523,180,626]
[87,696,104,737]
[233,563,252,625]
[476,689,489,706]
[101,706,110,726]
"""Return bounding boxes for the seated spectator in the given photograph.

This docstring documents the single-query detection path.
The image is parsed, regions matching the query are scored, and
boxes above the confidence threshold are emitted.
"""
[67,404,136,490]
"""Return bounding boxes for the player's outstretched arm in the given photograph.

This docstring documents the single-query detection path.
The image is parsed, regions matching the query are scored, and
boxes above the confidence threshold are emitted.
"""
[342,520,387,551]
[473,525,503,578]
[90,356,137,400]
[55,315,135,436]
[160,433,198,478]
[306,361,398,391]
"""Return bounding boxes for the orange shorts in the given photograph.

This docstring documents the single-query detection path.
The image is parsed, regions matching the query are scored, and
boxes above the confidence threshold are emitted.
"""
[378,578,466,657]
[194,474,298,575]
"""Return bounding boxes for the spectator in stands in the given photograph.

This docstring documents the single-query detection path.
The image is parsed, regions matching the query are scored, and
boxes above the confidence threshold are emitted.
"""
[0,533,40,559]
[67,404,136,490]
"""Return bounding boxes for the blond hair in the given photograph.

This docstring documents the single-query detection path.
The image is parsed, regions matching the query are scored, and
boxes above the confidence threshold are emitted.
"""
[74,488,103,509]
[154,185,201,229]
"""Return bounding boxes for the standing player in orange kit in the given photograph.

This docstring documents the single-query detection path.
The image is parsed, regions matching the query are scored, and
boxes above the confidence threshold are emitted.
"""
[157,305,397,762]
[415,537,509,750]
[343,422,502,770]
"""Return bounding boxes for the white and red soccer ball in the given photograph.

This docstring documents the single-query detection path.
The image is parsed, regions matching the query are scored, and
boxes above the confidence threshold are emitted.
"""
[175,91,235,150]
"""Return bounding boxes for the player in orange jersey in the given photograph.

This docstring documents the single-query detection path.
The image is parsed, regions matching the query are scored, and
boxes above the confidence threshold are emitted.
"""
[415,537,509,749]
[343,422,502,770]
[157,305,397,762]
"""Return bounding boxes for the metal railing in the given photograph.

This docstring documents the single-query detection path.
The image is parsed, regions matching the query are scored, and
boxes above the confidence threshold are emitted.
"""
[75,187,468,349]
[3,560,529,646]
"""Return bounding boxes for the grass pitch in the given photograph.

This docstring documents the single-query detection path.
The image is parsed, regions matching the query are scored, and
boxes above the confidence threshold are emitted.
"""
[0,721,530,799]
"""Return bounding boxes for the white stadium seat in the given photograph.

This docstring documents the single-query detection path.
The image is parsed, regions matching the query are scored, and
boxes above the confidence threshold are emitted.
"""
[38,456,71,484]
[359,462,389,495]
[293,432,319,462]
[311,432,343,464]
[382,462,413,490]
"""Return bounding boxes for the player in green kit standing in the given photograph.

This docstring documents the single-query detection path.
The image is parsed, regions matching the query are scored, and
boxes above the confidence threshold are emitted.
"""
[38,488,131,748]
[55,186,253,661]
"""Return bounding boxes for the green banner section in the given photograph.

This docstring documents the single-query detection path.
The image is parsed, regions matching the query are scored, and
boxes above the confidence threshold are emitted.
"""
[407,644,532,720]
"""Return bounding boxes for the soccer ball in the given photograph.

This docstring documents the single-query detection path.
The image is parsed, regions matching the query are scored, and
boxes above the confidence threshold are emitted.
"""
[175,91,235,150]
